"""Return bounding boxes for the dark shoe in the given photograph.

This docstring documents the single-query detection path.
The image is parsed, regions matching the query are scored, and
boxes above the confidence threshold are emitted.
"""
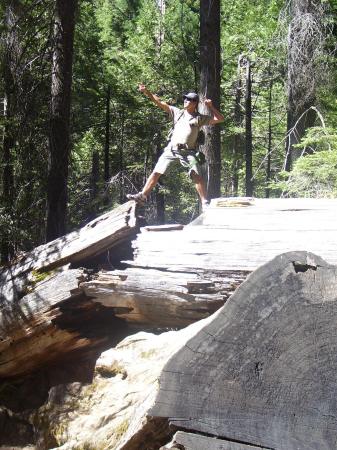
[126,192,147,205]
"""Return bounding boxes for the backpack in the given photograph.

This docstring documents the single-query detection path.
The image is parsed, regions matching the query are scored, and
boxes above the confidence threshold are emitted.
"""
[167,110,206,164]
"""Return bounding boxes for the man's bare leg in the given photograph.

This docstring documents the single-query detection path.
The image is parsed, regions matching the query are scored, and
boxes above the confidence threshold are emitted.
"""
[142,171,161,197]
[190,171,208,203]
[127,171,162,203]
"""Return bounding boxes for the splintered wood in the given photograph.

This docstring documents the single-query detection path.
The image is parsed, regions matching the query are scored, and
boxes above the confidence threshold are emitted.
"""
[0,201,138,303]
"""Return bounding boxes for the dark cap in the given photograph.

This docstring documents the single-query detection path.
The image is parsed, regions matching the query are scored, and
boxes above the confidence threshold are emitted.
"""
[183,92,199,102]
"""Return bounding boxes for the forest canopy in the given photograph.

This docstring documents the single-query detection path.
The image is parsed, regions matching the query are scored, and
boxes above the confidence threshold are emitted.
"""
[0,0,336,261]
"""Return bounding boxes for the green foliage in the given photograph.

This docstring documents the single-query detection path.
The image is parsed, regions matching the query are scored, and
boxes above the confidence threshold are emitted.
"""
[271,127,337,197]
[0,1,52,258]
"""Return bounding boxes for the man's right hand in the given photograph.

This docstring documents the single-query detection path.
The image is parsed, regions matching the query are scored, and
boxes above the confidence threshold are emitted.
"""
[139,84,149,95]
[138,84,171,114]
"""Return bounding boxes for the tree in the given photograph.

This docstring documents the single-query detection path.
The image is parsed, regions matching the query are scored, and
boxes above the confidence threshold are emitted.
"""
[244,57,253,196]
[46,0,78,241]
[230,55,245,197]
[199,0,221,200]
[284,0,329,170]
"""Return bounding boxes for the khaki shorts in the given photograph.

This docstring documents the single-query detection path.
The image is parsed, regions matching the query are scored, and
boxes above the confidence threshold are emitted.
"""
[153,145,201,177]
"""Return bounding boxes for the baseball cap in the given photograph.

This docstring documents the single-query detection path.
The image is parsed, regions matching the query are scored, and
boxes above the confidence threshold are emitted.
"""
[183,92,199,102]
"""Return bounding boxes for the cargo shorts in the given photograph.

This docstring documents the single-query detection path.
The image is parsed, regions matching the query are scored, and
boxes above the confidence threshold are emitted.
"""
[153,145,201,178]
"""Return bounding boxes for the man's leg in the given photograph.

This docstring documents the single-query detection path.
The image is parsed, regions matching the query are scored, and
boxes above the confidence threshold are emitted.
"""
[127,171,161,203]
[142,172,161,197]
[190,170,208,203]
[128,148,173,204]
[190,170,210,211]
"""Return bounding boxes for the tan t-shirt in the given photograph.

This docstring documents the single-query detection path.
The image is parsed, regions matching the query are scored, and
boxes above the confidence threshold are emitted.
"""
[169,106,211,149]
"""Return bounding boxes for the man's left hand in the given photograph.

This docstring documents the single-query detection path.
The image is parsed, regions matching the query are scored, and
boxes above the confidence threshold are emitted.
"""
[204,99,213,108]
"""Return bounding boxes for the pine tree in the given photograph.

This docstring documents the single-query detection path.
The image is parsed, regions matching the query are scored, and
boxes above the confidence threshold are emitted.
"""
[46,0,78,241]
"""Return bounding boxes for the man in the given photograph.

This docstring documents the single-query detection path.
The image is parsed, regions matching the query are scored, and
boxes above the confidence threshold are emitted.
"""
[127,84,224,209]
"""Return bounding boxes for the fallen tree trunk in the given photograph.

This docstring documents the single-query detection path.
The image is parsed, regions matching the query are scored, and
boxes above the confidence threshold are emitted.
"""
[0,268,128,378]
[151,251,337,450]
[80,267,246,327]
[0,263,240,377]
[0,201,138,304]
[18,250,337,450]
[131,198,337,272]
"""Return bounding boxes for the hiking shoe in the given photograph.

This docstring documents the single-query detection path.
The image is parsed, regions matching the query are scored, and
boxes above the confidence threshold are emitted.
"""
[126,192,147,205]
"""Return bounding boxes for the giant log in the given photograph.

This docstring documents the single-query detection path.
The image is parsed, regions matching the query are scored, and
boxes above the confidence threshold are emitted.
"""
[152,251,337,450]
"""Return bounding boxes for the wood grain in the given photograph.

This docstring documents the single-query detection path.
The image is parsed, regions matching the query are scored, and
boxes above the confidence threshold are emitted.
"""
[151,251,337,450]
[161,431,271,450]
[131,198,337,272]
[0,201,138,303]
[80,267,244,327]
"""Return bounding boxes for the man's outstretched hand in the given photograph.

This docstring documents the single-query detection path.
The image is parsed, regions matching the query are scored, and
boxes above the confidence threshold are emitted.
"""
[139,84,149,95]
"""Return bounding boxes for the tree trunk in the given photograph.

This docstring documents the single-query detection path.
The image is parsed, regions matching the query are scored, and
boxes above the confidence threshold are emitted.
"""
[81,267,227,328]
[199,0,221,200]
[163,431,269,450]
[1,73,15,263]
[0,201,138,304]
[285,103,317,171]
[104,85,111,182]
[266,69,273,198]
[46,0,77,241]
[119,108,125,203]
[231,55,244,196]
[284,0,325,170]
[245,58,253,196]
[89,149,100,219]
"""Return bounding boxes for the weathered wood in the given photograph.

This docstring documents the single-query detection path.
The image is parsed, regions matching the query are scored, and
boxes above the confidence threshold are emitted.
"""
[0,268,127,378]
[151,251,337,450]
[80,267,244,327]
[0,263,240,377]
[143,224,184,232]
[130,198,337,272]
[0,201,138,303]
[161,431,271,450]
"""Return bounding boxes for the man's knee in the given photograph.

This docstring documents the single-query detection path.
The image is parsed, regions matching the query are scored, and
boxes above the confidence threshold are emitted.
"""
[151,171,162,180]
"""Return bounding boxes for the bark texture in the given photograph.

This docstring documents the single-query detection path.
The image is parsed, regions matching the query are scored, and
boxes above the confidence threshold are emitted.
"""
[285,0,327,169]
[199,0,221,199]
[46,0,77,241]
[1,2,20,262]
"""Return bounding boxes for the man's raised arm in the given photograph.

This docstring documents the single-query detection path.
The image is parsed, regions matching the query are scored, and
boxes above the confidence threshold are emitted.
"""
[204,98,224,125]
[139,84,171,114]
